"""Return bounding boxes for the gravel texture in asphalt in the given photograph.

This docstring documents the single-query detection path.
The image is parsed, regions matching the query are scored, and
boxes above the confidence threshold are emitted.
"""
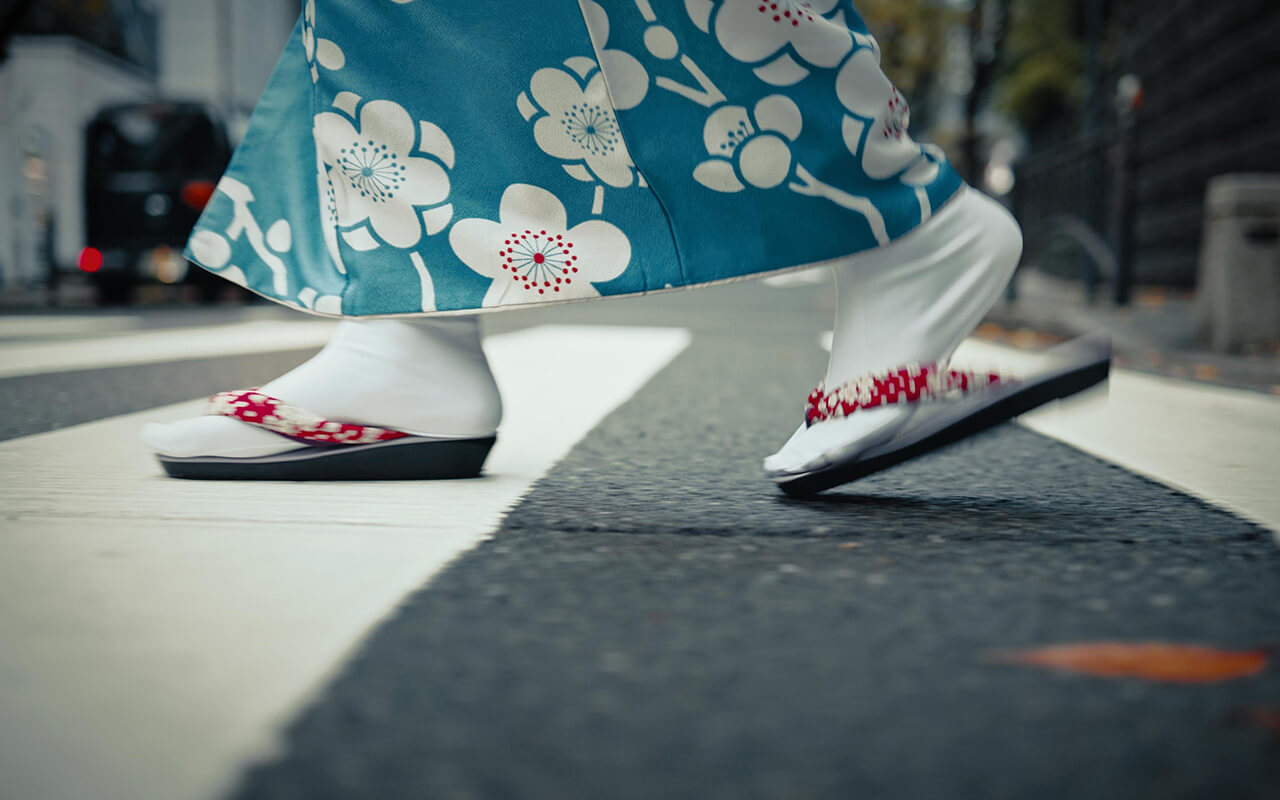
[225,331,1280,800]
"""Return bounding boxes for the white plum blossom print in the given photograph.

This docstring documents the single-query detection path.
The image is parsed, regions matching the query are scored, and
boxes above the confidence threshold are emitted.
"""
[526,66,639,190]
[519,1,649,197]
[836,47,923,180]
[693,94,802,192]
[314,99,452,249]
[189,177,291,296]
[711,0,853,85]
[449,184,631,308]
[579,0,650,110]
[189,176,349,311]
[313,144,347,274]
[302,0,345,83]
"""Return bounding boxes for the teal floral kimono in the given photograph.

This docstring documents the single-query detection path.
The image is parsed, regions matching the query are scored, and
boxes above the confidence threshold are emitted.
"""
[185,0,963,316]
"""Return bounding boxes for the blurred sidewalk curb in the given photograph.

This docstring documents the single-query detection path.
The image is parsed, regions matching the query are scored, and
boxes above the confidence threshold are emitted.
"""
[0,286,57,310]
[985,269,1280,395]
[0,282,98,310]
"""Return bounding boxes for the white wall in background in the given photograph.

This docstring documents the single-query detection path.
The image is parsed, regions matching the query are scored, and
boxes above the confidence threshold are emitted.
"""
[157,0,298,125]
[0,1,298,286]
[0,39,155,282]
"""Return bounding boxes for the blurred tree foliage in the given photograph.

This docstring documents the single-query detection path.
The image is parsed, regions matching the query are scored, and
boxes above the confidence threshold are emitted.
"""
[855,0,961,130]
[997,0,1084,133]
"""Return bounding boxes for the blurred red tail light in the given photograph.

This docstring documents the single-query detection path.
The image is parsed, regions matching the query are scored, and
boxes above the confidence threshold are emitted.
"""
[180,180,217,210]
[79,247,103,273]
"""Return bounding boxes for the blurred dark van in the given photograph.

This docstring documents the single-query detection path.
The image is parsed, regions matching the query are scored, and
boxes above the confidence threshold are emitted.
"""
[81,102,232,303]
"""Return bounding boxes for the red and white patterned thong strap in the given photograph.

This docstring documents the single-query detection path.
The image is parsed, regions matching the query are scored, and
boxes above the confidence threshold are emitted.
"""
[805,363,1008,428]
[206,389,411,445]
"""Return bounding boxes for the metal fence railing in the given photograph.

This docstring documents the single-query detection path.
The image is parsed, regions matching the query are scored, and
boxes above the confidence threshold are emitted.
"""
[1011,129,1135,304]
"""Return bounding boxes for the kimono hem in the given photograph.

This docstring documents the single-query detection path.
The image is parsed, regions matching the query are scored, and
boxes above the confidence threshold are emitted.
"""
[185,0,965,318]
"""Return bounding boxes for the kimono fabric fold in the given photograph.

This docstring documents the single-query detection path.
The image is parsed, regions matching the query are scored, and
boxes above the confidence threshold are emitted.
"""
[185,0,964,318]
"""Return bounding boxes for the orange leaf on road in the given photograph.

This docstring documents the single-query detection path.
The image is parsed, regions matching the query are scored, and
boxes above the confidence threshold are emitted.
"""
[984,642,1270,683]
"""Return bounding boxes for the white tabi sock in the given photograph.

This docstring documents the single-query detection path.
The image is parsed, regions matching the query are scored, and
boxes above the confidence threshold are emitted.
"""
[764,187,1023,477]
[141,316,503,458]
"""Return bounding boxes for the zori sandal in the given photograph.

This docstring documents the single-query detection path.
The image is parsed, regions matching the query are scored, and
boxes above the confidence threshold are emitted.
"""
[772,334,1112,496]
[156,389,497,481]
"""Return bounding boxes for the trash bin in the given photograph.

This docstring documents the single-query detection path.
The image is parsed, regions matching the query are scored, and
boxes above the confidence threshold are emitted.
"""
[1197,174,1280,352]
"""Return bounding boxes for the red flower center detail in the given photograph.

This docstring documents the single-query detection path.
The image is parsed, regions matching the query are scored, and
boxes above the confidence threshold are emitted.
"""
[497,230,581,295]
[757,1,816,27]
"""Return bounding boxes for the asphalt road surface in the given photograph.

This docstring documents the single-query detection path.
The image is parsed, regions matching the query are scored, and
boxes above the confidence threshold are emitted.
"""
[2,279,1278,800]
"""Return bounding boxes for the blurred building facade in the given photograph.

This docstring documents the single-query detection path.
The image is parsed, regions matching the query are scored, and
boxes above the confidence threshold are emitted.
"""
[0,0,297,289]
[1013,0,1280,291]
[1113,0,1280,287]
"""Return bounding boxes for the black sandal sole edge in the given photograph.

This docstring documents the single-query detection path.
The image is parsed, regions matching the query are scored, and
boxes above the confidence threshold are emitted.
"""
[158,435,497,481]
[776,336,1112,497]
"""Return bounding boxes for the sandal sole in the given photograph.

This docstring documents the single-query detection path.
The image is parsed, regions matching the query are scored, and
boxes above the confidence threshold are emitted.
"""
[158,435,497,481]
[775,335,1111,496]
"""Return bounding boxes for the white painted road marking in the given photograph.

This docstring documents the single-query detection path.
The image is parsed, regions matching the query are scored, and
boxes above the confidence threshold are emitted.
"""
[0,320,340,378]
[0,325,691,800]
[953,339,1280,537]
[819,331,1280,534]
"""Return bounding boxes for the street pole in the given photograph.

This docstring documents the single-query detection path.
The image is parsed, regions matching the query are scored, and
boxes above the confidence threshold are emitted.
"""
[1081,0,1106,303]
[1112,74,1142,307]
[962,0,1011,186]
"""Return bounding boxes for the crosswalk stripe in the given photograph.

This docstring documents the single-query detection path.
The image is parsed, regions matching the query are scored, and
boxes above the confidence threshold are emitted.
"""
[0,320,341,378]
[0,324,691,800]
[952,339,1280,538]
